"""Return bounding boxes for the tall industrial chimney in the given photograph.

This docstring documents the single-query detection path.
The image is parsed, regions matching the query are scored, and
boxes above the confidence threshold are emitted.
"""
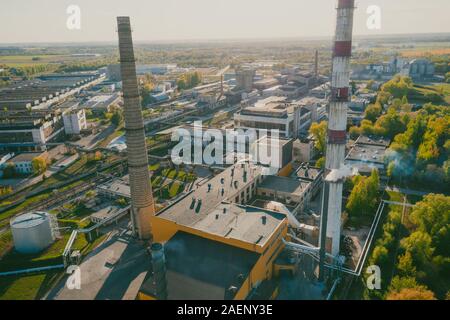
[319,0,355,258]
[117,17,155,240]
[314,50,319,79]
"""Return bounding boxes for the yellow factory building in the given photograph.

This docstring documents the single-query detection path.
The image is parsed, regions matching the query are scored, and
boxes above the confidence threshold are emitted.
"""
[137,162,290,300]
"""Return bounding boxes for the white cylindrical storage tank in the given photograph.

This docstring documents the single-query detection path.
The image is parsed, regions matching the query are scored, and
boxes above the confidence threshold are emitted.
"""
[10,212,55,254]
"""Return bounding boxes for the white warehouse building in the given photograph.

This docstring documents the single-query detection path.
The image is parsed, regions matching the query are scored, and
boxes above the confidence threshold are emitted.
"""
[63,108,87,135]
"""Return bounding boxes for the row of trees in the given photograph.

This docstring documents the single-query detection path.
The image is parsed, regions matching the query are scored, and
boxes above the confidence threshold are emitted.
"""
[0,186,12,197]
[1,157,47,179]
[350,105,410,140]
[345,170,380,218]
[177,72,201,90]
[366,194,450,300]
[309,120,327,168]
[57,60,110,73]
[140,73,157,106]
[386,104,449,189]
[7,65,57,78]
[349,76,449,190]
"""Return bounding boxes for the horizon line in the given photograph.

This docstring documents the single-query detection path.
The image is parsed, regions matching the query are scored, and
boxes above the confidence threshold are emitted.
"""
[1,31,450,47]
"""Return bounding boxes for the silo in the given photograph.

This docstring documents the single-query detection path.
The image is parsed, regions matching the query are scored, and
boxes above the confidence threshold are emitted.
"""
[10,211,55,254]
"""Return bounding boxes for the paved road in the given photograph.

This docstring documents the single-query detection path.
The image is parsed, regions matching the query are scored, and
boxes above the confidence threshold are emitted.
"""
[73,124,115,150]
[47,229,149,300]
[383,185,434,197]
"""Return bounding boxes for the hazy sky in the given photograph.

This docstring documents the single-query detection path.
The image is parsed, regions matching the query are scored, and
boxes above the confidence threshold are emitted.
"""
[1,0,450,43]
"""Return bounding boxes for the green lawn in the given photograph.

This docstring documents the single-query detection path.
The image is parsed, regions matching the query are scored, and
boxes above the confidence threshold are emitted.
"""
[408,83,449,105]
[0,272,61,300]
[0,230,13,258]
[160,181,184,199]
[0,54,99,67]
[161,168,195,182]
[149,163,161,171]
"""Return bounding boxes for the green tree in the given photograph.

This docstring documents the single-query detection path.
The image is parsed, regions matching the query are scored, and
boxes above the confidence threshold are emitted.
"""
[409,194,450,256]
[346,170,380,217]
[387,286,436,300]
[315,157,325,169]
[2,163,16,179]
[401,231,435,267]
[31,157,47,175]
[374,107,408,139]
[365,103,383,123]
[309,121,327,155]
[397,252,418,277]
[177,71,202,91]
[111,109,123,126]
[387,276,436,300]
[382,75,413,99]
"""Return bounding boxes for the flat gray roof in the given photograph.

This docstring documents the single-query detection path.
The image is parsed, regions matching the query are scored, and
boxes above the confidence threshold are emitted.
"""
[346,144,386,165]
[356,135,391,147]
[140,231,260,300]
[97,177,131,198]
[258,175,309,197]
[295,166,323,182]
[157,163,285,247]
[10,152,44,162]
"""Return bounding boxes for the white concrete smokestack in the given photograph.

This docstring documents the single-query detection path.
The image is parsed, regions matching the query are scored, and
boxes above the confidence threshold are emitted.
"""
[320,0,355,257]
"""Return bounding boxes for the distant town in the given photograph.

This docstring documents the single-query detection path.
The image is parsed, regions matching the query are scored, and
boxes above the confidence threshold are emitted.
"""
[0,1,449,303]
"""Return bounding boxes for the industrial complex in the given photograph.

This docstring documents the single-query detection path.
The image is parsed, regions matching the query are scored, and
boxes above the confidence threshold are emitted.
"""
[0,0,448,304]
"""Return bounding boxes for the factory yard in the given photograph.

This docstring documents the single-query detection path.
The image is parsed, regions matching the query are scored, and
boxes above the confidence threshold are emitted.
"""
[48,226,147,300]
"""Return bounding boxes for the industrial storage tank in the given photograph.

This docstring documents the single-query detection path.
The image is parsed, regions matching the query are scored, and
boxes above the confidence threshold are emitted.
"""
[10,211,57,254]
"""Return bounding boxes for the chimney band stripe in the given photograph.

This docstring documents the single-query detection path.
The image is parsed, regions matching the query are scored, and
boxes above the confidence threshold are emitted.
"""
[338,0,355,9]
[327,129,347,144]
[333,41,352,57]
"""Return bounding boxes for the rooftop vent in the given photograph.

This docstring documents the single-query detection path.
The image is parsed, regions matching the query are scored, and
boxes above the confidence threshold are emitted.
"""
[195,199,202,213]
[228,286,238,294]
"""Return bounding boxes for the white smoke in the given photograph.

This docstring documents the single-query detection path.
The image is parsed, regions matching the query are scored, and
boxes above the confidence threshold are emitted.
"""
[325,164,359,182]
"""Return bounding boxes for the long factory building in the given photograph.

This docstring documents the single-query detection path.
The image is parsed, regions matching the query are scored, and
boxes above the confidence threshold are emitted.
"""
[137,159,322,300]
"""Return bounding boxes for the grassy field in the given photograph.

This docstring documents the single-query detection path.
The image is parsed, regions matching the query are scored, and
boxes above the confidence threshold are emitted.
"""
[400,48,450,58]
[0,231,13,259]
[408,83,450,105]
[0,54,99,67]
[0,177,89,230]
[433,83,450,104]
[0,272,61,300]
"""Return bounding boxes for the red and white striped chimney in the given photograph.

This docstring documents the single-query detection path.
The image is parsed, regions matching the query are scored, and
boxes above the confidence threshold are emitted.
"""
[321,0,355,257]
